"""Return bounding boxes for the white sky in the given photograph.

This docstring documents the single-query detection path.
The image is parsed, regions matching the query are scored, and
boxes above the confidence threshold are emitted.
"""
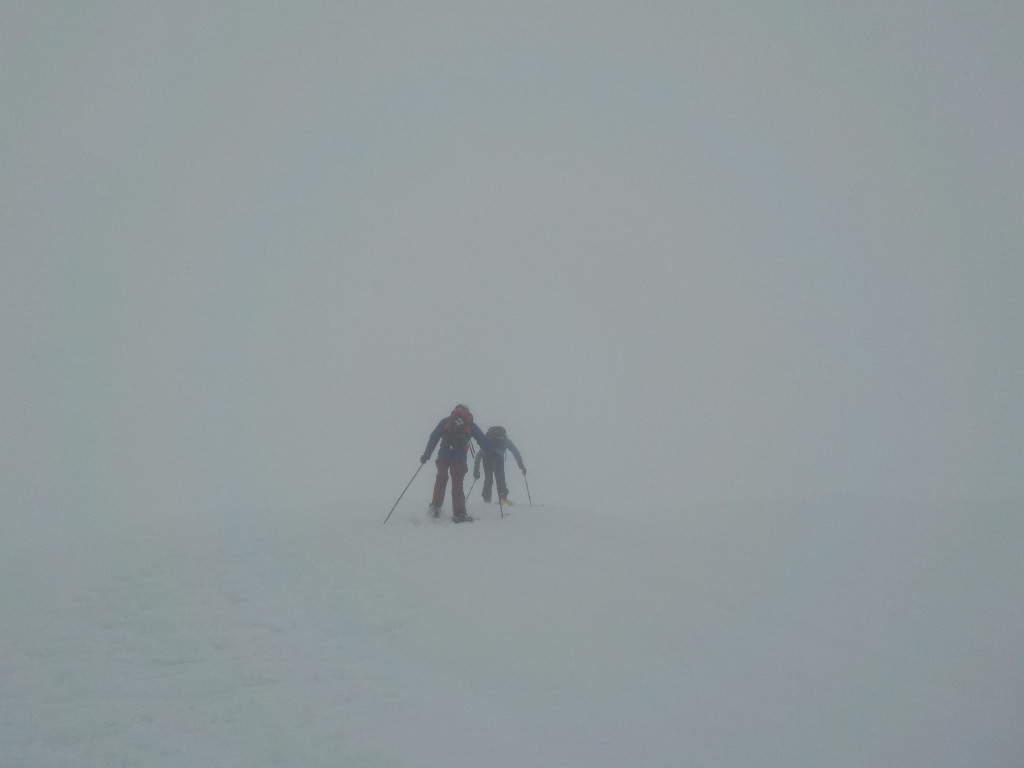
[3,1,1023,519]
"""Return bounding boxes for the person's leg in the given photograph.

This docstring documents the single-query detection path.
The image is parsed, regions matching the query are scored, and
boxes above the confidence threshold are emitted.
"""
[431,457,450,509]
[450,460,469,518]
[495,455,509,500]
[481,454,494,502]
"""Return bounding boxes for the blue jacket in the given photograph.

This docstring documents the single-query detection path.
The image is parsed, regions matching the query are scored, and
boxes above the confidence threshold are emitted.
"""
[423,417,491,462]
[474,438,525,474]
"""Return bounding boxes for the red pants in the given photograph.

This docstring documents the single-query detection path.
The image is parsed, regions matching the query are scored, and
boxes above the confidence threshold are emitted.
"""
[431,457,468,515]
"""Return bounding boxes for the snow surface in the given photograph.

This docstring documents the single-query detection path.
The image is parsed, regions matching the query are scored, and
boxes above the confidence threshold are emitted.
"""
[3,495,1021,767]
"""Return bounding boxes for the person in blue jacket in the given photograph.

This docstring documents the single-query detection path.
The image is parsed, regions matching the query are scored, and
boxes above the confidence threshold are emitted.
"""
[473,425,526,505]
[420,404,491,522]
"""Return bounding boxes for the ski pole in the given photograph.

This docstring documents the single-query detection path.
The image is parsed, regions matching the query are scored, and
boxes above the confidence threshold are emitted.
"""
[383,462,425,525]
[468,475,477,498]
[523,471,533,507]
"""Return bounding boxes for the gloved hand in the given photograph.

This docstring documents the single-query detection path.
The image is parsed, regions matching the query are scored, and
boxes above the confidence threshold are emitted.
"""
[520,466,527,475]
[420,454,429,464]
[473,470,480,479]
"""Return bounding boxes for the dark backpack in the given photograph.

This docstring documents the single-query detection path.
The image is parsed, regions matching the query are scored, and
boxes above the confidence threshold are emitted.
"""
[441,407,473,451]
[485,425,507,449]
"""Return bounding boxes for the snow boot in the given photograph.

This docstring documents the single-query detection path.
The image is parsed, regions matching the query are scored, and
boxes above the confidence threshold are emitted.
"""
[499,497,513,506]
[428,505,441,519]
[452,511,474,523]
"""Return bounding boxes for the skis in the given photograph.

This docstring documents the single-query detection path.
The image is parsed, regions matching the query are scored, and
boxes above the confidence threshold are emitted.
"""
[428,507,474,524]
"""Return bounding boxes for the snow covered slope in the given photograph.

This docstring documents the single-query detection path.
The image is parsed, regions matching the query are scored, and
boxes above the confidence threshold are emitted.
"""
[2,496,1021,767]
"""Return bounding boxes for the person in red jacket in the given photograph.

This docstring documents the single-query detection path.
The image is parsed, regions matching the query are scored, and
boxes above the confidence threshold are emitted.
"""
[420,404,491,522]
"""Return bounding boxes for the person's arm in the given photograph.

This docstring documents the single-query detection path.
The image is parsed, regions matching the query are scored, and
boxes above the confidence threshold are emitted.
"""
[421,419,445,462]
[507,439,526,472]
[472,422,492,453]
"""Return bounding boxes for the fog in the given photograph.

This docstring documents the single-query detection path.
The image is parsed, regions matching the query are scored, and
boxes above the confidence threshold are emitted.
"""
[3,1,1023,521]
